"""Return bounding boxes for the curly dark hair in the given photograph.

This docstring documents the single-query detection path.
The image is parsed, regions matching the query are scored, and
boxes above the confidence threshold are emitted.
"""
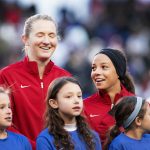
[44,77,96,150]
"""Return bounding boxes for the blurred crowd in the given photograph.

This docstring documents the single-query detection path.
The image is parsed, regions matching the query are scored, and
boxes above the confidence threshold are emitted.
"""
[0,0,150,98]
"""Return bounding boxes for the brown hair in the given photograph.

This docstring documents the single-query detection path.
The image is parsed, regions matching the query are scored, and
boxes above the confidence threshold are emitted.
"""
[45,77,96,150]
[22,14,57,37]
[104,96,147,150]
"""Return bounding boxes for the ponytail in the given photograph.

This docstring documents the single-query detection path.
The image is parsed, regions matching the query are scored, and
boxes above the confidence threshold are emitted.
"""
[121,72,135,94]
[103,125,121,150]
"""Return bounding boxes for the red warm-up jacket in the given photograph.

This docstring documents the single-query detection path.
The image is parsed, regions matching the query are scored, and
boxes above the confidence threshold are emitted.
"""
[84,85,134,145]
[0,57,71,149]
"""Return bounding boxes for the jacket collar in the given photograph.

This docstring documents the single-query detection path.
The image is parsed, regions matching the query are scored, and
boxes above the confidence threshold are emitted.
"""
[23,56,54,75]
[97,85,133,105]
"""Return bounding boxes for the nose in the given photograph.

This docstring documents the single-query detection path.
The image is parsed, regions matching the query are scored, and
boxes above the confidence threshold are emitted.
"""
[43,36,50,44]
[92,67,102,76]
[6,107,12,114]
[74,97,79,103]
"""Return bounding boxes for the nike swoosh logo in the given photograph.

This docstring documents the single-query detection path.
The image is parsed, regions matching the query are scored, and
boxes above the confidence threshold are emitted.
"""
[20,85,30,88]
[89,114,100,118]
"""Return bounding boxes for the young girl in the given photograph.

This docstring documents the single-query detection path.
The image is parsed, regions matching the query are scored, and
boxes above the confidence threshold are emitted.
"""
[36,77,102,150]
[104,96,150,150]
[84,48,135,146]
[0,86,32,150]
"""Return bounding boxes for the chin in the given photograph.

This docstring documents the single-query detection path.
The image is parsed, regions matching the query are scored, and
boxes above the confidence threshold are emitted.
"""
[96,86,105,90]
[74,113,81,116]
[1,125,10,129]
[40,56,51,61]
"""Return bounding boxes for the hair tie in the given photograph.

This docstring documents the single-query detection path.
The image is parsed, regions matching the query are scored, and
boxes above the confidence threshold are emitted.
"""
[123,97,143,128]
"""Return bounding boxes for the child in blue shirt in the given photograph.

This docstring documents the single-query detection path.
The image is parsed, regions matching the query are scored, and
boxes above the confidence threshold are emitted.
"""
[104,96,150,150]
[0,86,32,150]
[36,77,102,150]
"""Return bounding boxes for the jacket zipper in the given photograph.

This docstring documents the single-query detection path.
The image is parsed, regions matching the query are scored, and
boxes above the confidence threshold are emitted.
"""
[111,103,114,109]
[41,82,44,88]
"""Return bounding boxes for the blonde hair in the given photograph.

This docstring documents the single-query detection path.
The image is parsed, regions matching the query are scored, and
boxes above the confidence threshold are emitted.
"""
[0,86,10,96]
[22,14,57,37]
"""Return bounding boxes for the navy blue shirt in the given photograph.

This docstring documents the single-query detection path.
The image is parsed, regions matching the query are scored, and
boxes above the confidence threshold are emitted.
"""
[36,128,102,150]
[0,131,32,150]
[109,133,150,150]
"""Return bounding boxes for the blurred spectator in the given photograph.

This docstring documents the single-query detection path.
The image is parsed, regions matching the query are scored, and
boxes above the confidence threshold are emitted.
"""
[0,0,150,98]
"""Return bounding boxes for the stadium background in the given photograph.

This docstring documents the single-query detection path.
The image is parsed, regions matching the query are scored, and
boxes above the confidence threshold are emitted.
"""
[0,0,149,98]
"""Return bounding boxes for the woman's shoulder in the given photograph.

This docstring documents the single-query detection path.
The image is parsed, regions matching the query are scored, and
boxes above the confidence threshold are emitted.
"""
[143,134,150,141]
[36,128,55,150]
[37,128,54,139]
[109,133,127,147]
[143,134,150,138]
[8,131,29,141]
[110,132,147,147]
[0,60,23,75]
[7,130,31,148]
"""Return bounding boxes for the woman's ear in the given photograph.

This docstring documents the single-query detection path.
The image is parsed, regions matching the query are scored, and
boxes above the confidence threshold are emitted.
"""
[135,116,142,127]
[21,35,29,45]
[49,99,58,109]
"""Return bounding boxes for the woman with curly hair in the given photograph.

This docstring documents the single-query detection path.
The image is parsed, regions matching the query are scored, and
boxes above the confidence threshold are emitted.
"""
[36,77,102,150]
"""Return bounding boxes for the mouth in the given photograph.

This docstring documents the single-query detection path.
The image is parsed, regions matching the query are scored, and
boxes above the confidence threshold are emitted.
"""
[95,78,105,83]
[72,106,81,110]
[5,117,12,122]
[39,46,51,50]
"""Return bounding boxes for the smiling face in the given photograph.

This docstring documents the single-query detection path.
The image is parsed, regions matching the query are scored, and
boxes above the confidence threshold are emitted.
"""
[0,93,12,129]
[22,19,58,63]
[49,82,83,124]
[91,54,120,92]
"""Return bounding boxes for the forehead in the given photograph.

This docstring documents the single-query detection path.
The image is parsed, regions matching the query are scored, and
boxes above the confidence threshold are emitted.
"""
[59,82,81,93]
[31,20,57,33]
[145,102,150,113]
[92,54,113,64]
[0,93,10,104]
[146,98,150,104]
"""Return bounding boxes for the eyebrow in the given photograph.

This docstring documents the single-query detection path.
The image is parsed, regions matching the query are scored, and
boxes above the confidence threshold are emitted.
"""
[36,32,44,34]
[64,91,82,94]
[0,104,5,106]
[101,62,109,65]
[92,62,109,65]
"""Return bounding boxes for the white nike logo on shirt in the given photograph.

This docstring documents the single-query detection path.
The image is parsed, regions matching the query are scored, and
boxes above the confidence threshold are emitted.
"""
[20,85,30,88]
[89,114,100,117]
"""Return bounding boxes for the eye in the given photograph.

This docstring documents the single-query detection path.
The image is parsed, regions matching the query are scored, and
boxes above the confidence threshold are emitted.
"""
[78,95,82,99]
[49,33,56,38]
[0,106,4,109]
[92,66,96,71]
[65,95,72,99]
[102,65,108,70]
[37,33,43,37]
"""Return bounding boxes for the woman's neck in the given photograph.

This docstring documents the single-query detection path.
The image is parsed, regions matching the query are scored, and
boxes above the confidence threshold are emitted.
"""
[36,60,50,79]
[0,129,7,139]
[125,128,143,140]
[107,80,121,103]
[37,62,48,79]
[28,56,50,79]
